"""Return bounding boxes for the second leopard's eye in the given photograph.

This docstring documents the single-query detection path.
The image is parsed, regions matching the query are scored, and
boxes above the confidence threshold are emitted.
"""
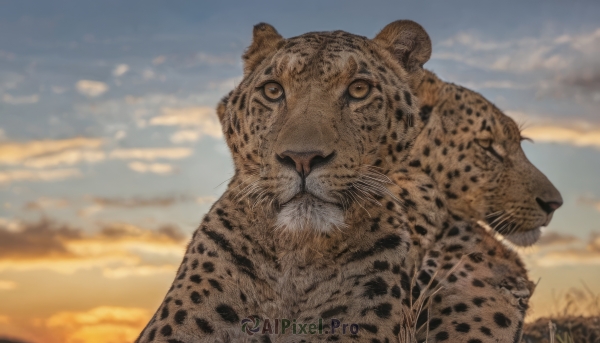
[262,82,284,101]
[348,80,371,99]
[475,138,492,149]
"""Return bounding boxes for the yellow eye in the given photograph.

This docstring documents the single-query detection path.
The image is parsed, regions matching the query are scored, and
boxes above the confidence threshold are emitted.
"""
[475,138,492,149]
[262,82,284,101]
[348,80,371,99]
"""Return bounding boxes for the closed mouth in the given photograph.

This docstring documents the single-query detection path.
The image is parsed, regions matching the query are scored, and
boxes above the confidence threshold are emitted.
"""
[281,192,341,208]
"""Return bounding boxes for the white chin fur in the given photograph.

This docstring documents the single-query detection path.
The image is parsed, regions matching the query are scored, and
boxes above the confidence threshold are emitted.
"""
[276,195,345,233]
[504,228,542,247]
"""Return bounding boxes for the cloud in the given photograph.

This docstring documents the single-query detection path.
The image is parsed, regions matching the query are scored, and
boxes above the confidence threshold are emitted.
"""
[170,129,201,143]
[22,149,106,168]
[537,232,581,247]
[46,306,149,343]
[0,168,82,184]
[142,69,156,80]
[112,64,129,77]
[75,80,109,97]
[127,161,174,174]
[91,195,190,208]
[79,194,212,217]
[150,107,222,138]
[578,196,600,211]
[0,137,103,166]
[533,233,600,267]
[109,147,192,160]
[521,126,600,149]
[152,55,166,65]
[0,280,17,291]
[461,80,531,90]
[436,28,600,102]
[0,219,186,276]
[436,29,599,72]
[23,197,69,211]
[197,196,217,204]
[2,93,39,105]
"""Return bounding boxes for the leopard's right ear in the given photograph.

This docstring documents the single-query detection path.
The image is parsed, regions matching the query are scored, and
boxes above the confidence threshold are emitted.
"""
[242,23,284,76]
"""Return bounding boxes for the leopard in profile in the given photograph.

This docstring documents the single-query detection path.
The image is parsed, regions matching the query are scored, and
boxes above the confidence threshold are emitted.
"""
[388,70,563,342]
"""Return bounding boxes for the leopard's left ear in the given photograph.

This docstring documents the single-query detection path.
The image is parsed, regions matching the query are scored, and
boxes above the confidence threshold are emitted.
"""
[374,20,431,85]
[242,23,284,77]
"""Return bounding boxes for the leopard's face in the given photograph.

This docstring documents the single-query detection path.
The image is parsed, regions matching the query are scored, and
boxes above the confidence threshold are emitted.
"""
[218,22,431,233]
[413,77,563,246]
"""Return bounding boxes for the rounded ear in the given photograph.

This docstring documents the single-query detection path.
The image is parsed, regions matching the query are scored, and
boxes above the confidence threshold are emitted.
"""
[242,23,284,76]
[374,20,432,74]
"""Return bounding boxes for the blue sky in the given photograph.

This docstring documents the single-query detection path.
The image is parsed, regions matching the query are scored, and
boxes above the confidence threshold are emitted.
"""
[0,1,599,341]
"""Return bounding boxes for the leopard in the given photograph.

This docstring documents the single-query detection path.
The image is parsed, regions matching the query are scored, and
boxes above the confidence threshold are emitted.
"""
[135,20,443,343]
[386,70,563,342]
[384,70,563,342]
[134,19,564,342]
[410,69,563,247]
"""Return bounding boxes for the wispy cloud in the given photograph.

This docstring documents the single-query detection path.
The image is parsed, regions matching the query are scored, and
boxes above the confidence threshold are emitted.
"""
[91,195,190,208]
[127,161,174,174]
[531,232,600,267]
[23,197,70,211]
[46,306,149,343]
[150,106,222,139]
[112,64,129,77]
[522,126,600,149]
[0,137,103,166]
[2,93,39,105]
[578,196,600,211]
[0,219,186,276]
[75,80,109,97]
[436,28,600,103]
[504,112,600,150]
[0,168,82,184]
[110,147,192,160]
[537,231,581,247]
[22,149,106,168]
[170,129,202,143]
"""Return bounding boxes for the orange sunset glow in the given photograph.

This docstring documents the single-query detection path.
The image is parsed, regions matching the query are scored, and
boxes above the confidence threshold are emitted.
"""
[1,1,600,342]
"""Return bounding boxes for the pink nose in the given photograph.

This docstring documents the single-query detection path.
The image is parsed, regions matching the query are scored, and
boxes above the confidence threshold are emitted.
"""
[276,151,334,176]
[536,197,563,215]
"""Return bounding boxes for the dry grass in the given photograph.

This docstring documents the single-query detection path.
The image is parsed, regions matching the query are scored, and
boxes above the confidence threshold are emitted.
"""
[547,282,600,319]
[396,258,467,343]
[523,285,600,342]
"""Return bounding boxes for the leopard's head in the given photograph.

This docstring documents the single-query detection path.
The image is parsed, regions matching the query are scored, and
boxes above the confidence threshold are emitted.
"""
[413,74,563,246]
[218,21,432,233]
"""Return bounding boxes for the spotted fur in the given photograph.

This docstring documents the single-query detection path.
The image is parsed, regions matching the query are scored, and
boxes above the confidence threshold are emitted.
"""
[389,71,565,342]
[410,71,563,247]
[136,20,437,343]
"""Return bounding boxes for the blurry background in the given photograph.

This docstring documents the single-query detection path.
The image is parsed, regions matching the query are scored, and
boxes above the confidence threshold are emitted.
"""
[0,1,599,342]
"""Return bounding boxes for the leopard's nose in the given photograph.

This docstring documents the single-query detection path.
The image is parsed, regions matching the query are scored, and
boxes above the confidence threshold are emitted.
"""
[535,197,563,215]
[276,150,335,176]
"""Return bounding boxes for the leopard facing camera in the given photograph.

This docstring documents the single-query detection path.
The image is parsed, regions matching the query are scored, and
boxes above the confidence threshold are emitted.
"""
[217,20,432,234]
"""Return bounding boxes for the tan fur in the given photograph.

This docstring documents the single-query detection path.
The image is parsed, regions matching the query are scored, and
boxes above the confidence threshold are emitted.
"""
[391,71,563,342]
[411,71,563,246]
[135,20,557,343]
[135,21,437,343]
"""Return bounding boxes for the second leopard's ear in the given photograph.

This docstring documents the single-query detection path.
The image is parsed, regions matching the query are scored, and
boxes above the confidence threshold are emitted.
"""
[374,20,432,84]
[242,23,284,77]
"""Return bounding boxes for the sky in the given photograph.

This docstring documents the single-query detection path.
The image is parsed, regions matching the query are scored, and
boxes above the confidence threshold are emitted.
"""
[0,1,599,342]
